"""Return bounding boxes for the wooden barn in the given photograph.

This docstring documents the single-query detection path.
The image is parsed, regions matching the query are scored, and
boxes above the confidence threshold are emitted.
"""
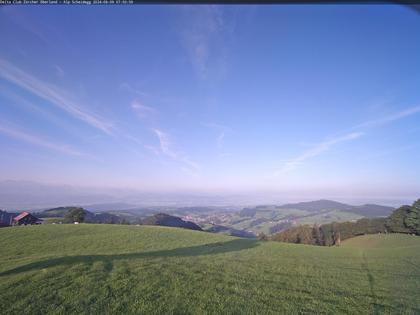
[13,212,43,226]
[0,210,16,227]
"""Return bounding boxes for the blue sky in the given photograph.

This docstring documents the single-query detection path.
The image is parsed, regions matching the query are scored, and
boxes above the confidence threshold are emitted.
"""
[0,5,419,199]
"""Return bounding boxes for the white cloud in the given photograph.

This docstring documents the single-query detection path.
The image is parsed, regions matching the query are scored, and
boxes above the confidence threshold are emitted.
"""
[0,87,65,128]
[276,132,364,175]
[3,7,51,45]
[201,122,229,130]
[131,100,156,119]
[153,128,177,159]
[0,58,114,135]
[152,128,199,171]
[54,65,65,77]
[120,82,149,97]
[143,144,161,157]
[202,121,231,149]
[179,6,225,79]
[217,131,225,149]
[0,123,89,158]
[353,105,420,130]
[274,104,420,176]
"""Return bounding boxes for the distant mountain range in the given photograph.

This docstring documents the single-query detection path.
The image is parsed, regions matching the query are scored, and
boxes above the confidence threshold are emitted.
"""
[276,199,394,218]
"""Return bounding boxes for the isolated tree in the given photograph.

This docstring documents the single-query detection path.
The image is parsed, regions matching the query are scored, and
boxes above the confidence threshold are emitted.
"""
[257,232,269,241]
[121,218,130,225]
[333,231,341,246]
[319,224,335,246]
[64,207,85,223]
[402,200,420,235]
[312,224,323,246]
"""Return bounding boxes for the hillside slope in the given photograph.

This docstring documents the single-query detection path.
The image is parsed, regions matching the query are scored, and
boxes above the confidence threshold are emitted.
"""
[277,199,394,217]
[205,224,256,238]
[0,225,419,314]
[222,200,394,236]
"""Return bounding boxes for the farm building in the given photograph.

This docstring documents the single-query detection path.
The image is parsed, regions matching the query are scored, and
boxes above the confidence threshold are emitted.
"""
[0,210,19,228]
[13,212,43,226]
[0,210,17,227]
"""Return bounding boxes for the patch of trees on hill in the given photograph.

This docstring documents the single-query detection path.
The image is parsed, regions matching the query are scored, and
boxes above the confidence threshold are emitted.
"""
[37,207,76,218]
[268,221,293,235]
[37,207,125,224]
[64,207,86,223]
[272,199,419,246]
[37,207,202,231]
[385,200,420,235]
[141,213,202,231]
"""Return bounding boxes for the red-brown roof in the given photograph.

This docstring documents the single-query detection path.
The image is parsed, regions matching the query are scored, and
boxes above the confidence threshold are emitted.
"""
[13,211,30,221]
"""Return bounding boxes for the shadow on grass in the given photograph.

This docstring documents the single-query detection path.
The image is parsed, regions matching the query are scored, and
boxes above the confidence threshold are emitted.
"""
[0,239,259,277]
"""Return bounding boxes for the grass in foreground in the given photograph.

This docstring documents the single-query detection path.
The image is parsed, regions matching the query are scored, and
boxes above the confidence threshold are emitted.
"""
[0,225,419,314]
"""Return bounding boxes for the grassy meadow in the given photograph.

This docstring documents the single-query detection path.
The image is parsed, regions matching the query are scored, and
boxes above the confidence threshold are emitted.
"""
[0,225,419,314]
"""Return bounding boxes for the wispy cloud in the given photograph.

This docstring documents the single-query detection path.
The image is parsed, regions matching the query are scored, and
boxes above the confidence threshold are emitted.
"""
[202,122,231,149]
[274,104,420,175]
[131,100,156,119]
[3,7,74,54]
[179,6,226,79]
[201,122,229,130]
[119,82,149,97]
[276,132,364,175]
[0,123,89,158]
[54,65,65,77]
[3,7,51,45]
[217,131,225,149]
[0,86,65,128]
[152,128,199,172]
[353,105,420,130]
[143,144,161,157]
[0,58,114,135]
[153,128,177,159]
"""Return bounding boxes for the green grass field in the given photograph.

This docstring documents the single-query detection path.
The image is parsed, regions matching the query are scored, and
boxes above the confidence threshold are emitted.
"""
[0,225,419,314]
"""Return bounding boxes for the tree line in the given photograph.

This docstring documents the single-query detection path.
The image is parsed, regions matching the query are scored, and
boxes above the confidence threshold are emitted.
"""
[271,199,420,246]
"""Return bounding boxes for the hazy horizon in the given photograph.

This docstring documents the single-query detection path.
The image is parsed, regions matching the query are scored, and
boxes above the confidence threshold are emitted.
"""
[1,5,419,202]
[0,179,416,211]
